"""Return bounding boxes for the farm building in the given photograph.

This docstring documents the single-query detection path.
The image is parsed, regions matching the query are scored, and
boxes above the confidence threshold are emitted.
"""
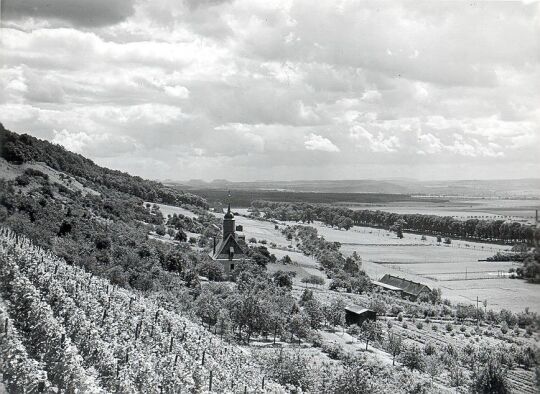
[377,274,431,301]
[344,306,376,326]
[371,280,403,296]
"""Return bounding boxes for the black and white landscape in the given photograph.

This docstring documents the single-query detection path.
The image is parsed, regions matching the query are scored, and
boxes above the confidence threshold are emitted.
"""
[0,1,539,393]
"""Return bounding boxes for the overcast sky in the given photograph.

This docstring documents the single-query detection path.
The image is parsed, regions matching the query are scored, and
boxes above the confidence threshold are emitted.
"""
[1,0,539,181]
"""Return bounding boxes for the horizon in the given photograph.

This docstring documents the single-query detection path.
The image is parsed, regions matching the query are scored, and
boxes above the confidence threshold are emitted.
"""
[1,1,539,182]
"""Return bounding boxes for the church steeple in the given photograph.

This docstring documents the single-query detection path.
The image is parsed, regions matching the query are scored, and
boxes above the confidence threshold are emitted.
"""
[223,190,234,237]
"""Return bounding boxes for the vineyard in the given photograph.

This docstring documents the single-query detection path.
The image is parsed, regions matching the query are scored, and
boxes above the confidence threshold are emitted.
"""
[0,228,283,393]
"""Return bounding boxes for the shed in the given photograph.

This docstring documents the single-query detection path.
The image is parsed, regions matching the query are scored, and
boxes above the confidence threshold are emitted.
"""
[344,306,376,326]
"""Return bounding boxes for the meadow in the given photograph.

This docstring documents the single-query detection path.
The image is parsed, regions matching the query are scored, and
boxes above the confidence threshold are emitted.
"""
[345,198,539,224]
[231,208,539,313]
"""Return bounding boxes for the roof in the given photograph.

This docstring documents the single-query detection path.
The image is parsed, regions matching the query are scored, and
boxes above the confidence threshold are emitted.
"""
[212,234,247,261]
[379,274,431,297]
[344,306,375,315]
[372,280,402,291]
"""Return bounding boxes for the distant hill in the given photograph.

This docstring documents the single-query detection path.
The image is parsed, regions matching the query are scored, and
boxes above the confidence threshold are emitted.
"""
[173,177,540,198]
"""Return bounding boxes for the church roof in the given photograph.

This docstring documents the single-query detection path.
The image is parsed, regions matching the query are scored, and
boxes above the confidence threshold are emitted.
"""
[212,233,247,260]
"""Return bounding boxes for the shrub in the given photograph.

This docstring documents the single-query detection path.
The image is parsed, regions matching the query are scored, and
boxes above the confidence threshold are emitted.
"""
[432,325,438,332]
[500,322,509,334]
[397,313,403,322]
[402,322,408,329]
[445,323,453,332]
[424,342,437,356]
[15,174,31,186]
[322,342,345,360]
[400,345,425,371]
[416,321,424,330]
[460,325,466,332]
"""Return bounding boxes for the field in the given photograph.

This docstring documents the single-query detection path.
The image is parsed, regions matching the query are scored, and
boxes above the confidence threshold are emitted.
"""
[181,188,443,207]
[230,208,539,313]
[345,198,540,224]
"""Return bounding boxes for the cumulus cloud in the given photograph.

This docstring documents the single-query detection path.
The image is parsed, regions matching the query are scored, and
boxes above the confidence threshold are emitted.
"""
[2,0,135,27]
[304,133,340,152]
[0,0,538,180]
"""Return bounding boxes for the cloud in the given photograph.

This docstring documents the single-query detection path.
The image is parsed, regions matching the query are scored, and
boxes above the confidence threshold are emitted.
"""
[304,133,340,152]
[2,0,135,27]
[52,129,140,157]
[0,0,538,181]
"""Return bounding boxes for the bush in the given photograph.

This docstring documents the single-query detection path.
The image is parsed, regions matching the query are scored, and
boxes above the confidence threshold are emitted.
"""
[432,325,438,332]
[402,322,408,329]
[424,342,437,356]
[500,322,509,334]
[15,174,31,186]
[400,345,425,371]
[416,321,424,330]
[322,342,345,360]
[445,323,453,332]
[397,313,403,322]
[460,325,466,332]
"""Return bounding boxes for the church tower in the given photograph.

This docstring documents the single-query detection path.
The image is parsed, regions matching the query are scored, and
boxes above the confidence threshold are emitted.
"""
[210,191,247,278]
[223,202,235,239]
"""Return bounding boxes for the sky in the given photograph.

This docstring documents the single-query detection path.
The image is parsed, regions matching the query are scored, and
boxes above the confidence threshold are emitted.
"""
[1,0,539,182]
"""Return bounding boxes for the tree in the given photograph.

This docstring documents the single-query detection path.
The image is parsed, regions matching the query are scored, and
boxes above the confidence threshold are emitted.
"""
[273,270,295,289]
[471,350,510,394]
[400,344,425,371]
[360,320,383,350]
[324,299,346,327]
[155,224,166,236]
[424,355,441,387]
[343,257,359,275]
[386,333,403,366]
[174,229,187,242]
[303,299,324,330]
[390,219,406,239]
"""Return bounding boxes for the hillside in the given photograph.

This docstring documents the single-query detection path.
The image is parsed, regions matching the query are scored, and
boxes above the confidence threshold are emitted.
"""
[0,123,207,208]
[0,228,282,393]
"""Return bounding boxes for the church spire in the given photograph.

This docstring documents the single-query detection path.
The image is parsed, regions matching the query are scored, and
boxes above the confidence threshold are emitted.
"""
[224,190,234,219]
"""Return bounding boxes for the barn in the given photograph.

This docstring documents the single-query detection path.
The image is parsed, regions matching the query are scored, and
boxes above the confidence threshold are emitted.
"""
[344,306,377,326]
[377,274,431,301]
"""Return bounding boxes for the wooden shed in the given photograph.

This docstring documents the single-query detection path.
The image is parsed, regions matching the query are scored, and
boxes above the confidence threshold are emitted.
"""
[344,306,376,326]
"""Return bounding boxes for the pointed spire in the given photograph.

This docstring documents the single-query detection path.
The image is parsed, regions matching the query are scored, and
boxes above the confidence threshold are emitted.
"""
[224,190,234,219]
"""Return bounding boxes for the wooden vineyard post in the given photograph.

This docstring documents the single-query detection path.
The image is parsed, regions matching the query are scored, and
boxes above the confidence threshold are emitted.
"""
[169,336,174,352]
[262,376,265,389]
[4,318,7,334]
[244,385,247,394]
[174,354,179,366]
[201,350,206,365]
[209,370,213,391]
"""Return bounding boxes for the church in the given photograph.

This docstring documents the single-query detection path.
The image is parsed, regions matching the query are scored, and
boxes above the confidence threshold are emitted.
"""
[210,199,247,277]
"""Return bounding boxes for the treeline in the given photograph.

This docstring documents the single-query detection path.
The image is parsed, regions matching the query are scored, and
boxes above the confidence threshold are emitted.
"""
[282,225,371,294]
[0,124,207,208]
[252,200,537,245]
